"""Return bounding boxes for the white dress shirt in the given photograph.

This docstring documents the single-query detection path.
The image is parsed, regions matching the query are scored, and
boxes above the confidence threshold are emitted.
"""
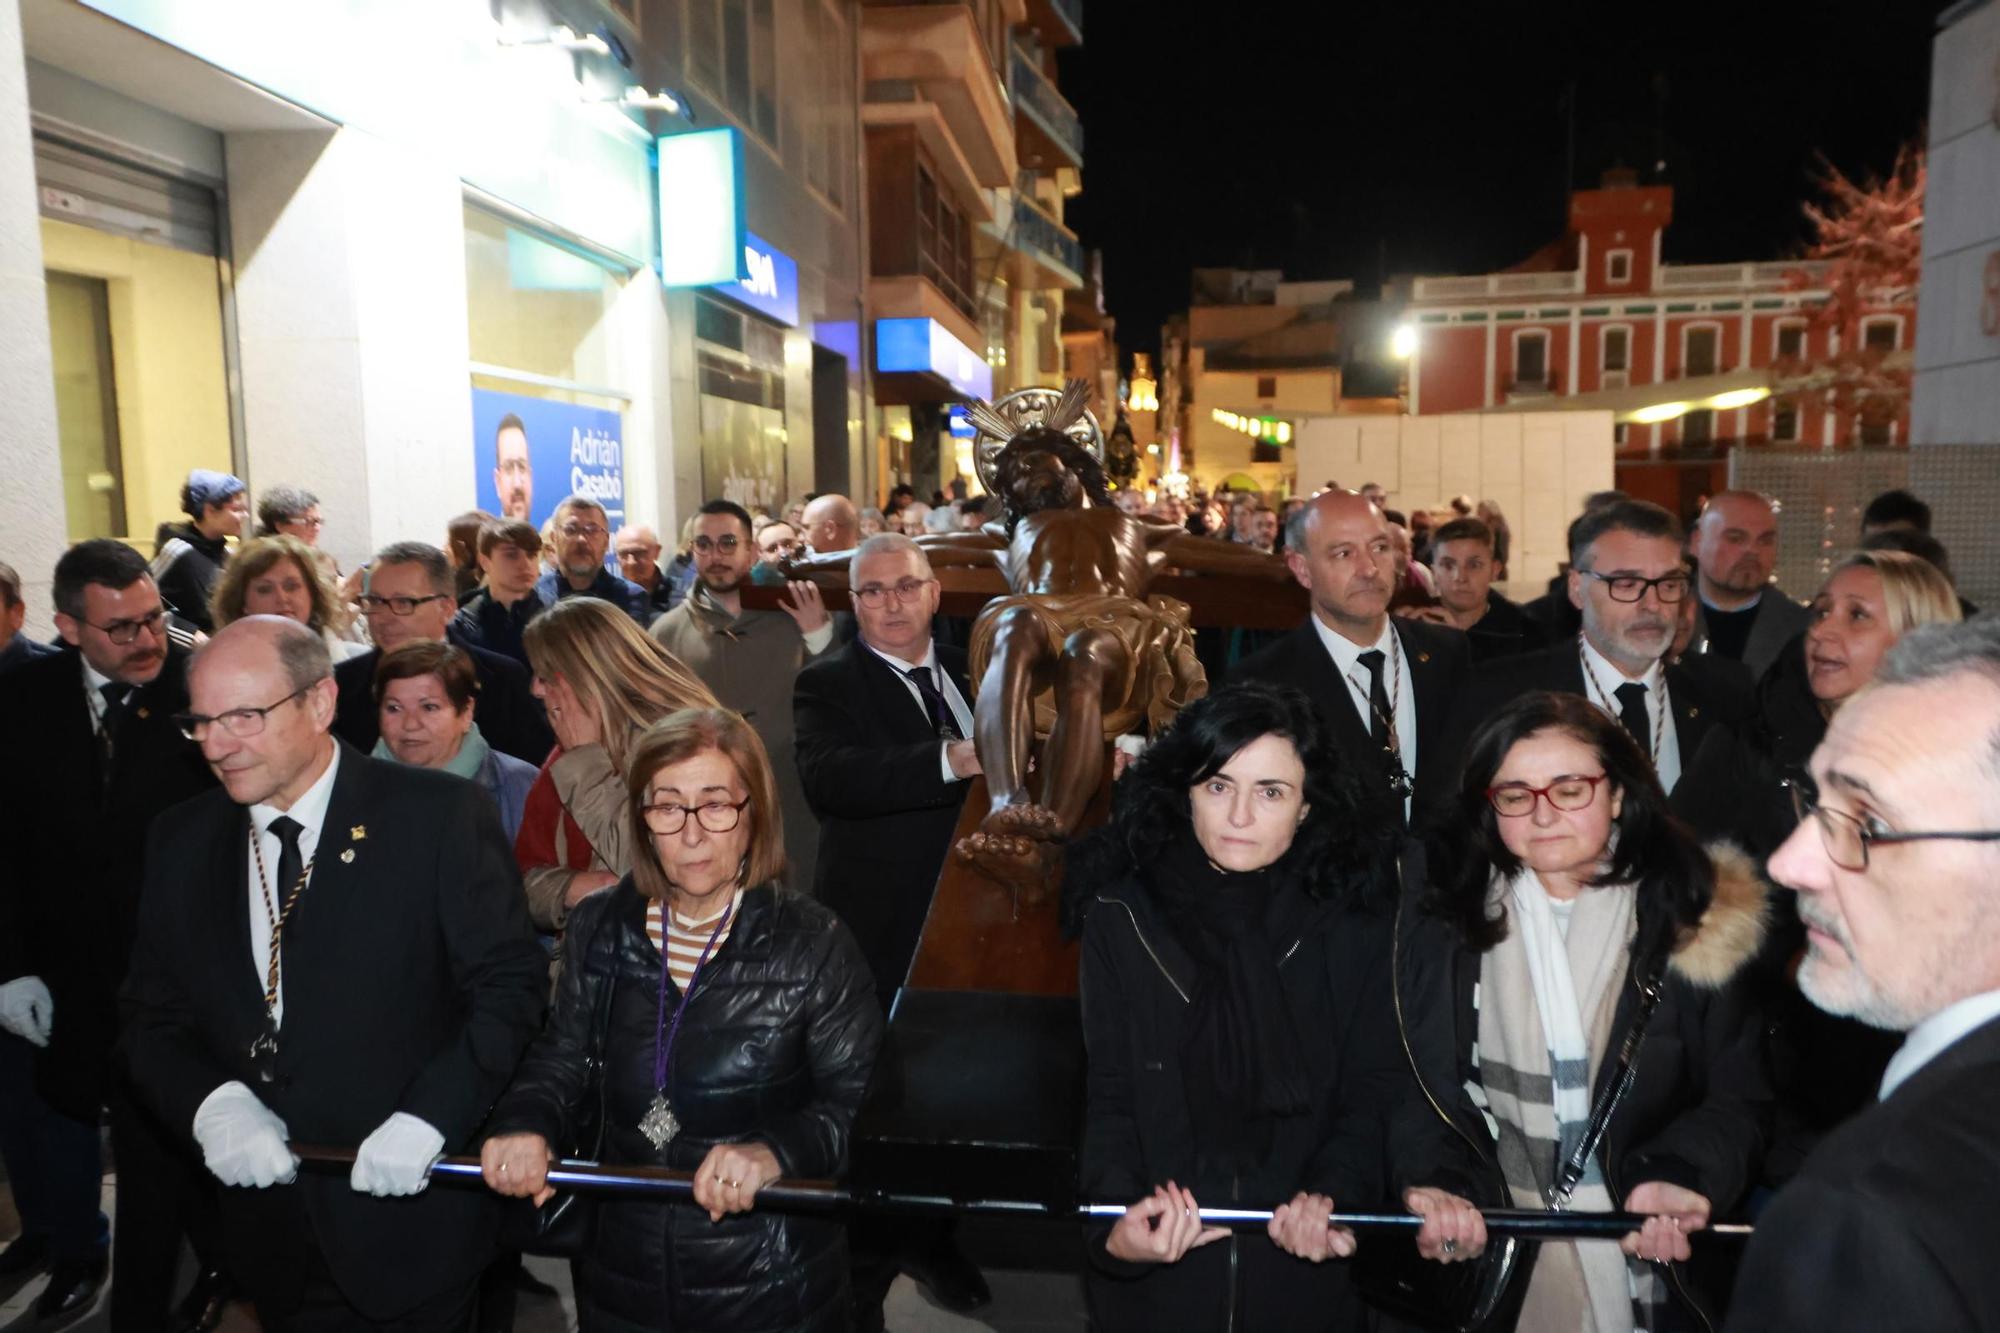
[864,640,975,783]
[1879,987,2000,1101]
[246,743,341,1025]
[1310,613,1417,819]
[81,657,116,733]
[1576,633,1682,794]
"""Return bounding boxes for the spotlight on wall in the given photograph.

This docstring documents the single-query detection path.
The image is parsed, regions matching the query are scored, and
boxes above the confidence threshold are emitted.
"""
[617,85,693,120]
[1390,324,1417,360]
[498,24,611,56]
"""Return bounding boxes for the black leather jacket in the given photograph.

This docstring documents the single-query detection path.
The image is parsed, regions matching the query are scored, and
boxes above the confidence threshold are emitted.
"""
[487,880,883,1332]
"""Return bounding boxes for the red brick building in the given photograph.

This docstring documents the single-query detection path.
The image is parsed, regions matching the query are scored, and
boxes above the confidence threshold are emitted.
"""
[1403,175,1914,507]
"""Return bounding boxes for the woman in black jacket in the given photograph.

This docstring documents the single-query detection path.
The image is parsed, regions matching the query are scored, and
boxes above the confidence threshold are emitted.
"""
[481,707,883,1332]
[1395,691,1771,1331]
[1068,682,1415,1331]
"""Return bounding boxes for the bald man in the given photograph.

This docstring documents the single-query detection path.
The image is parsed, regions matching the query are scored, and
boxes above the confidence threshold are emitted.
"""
[1687,490,1809,678]
[1229,490,1472,828]
[802,493,861,557]
[122,616,545,1329]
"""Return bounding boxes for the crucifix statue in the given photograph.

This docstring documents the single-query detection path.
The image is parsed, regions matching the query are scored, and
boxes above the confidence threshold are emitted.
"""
[913,382,1292,896]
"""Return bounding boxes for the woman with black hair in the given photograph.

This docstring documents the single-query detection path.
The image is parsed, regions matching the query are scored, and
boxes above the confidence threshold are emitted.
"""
[1393,690,1770,1332]
[1069,680,1413,1331]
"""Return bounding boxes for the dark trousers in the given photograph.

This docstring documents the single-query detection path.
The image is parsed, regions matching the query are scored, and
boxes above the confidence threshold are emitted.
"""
[262,1250,478,1333]
[0,1034,108,1264]
[107,1076,221,1332]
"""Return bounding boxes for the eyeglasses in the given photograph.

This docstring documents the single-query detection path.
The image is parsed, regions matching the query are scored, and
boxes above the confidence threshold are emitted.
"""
[559,523,607,539]
[497,459,532,477]
[176,684,313,741]
[1486,773,1610,817]
[82,608,167,646]
[853,577,932,609]
[359,593,449,616]
[1787,781,2000,872]
[641,797,750,836]
[284,514,325,530]
[1580,570,1690,604]
[692,535,741,554]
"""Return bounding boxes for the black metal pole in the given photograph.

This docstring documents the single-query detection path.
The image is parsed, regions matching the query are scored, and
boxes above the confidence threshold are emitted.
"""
[296,1147,1751,1240]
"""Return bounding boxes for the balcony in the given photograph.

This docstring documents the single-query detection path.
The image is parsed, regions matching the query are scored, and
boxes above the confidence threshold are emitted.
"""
[1010,44,1083,171]
[984,188,1084,289]
[862,3,1016,188]
[1656,260,1828,292]
[1410,270,1583,301]
[1026,0,1083,46]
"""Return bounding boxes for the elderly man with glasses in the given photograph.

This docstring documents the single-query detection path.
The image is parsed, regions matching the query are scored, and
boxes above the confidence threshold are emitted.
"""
[123,614,545,1332]
[330,542,553,764]
[0,540,219,1326]
[1726,616,2000,1329]
[1462,498,1752,795]
[532,494,650,626]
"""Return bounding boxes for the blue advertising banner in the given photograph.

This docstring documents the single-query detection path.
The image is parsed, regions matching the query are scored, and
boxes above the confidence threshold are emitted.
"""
[471,388,626,531]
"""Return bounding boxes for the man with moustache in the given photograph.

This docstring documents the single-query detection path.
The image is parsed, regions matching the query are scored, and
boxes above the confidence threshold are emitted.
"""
[492,414,534,522]
[121,616,546,1330]
[1230,489,1471,829]
[1727,617,2000,1329]
[0,540,218,1326]
[1686,490,1809,679]
[651,499,834,887]
[533,495,650,624]
[1464,499,1750,795]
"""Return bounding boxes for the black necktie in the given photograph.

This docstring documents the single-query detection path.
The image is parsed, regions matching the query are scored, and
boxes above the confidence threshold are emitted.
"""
[1357,650,1391,747]
[269,815,307,908]
[1614,682,1651,751]
[904,666,961,741]
[96,682,133,787]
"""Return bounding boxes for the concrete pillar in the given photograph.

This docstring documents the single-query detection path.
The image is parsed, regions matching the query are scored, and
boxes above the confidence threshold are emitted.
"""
[0,0,69,639]
[226,125,475,573]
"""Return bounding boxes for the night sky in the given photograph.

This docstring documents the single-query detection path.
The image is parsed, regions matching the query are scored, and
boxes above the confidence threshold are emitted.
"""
[1061,0,1938,360]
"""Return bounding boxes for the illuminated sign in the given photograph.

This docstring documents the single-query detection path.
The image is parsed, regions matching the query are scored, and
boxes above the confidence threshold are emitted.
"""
[710,230,799,326]
[657,128,746,287]
[875,318,994,401]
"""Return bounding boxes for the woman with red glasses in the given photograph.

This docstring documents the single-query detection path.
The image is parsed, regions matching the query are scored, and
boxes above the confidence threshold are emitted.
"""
[1388,690,1769,1332]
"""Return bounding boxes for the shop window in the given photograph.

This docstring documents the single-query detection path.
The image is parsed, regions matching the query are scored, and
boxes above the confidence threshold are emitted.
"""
[695,292,791,512]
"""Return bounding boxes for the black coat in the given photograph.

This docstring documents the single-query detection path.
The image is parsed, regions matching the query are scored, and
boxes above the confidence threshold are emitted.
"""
[1726,1014,2000,1331]
[1077,873,1416,1332]
[486,880,884,1333]
[793,641,971,1006]
[1459,639,1753,791]
[1463,592,1549,664]
[151,522,228,633]
[332,638,553,766]
[120,745,548,1320]
[1227,617,1473,831]
[0,645,215,1117]
[1389,843,1773,1330]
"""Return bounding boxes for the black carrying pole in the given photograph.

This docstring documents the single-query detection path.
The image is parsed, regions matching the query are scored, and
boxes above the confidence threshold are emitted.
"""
[294,1147,1751,1241]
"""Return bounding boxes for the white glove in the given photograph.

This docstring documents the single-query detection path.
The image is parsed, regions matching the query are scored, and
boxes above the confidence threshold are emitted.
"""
[0,977,52,1047]
[351,1112,445,1197]
[193,1081,299,1188]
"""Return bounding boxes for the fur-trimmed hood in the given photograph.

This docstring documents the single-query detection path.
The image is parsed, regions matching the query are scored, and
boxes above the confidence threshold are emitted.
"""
[1668,841,1770,989]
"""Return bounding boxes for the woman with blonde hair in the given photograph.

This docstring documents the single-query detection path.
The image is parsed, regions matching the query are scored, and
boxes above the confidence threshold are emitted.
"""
[209,533,369,661]
[513,597,717,932]
[482,708,881,1332]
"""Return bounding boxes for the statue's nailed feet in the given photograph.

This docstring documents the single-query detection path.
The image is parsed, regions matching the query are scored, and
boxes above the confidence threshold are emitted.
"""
[957,805,1064,906]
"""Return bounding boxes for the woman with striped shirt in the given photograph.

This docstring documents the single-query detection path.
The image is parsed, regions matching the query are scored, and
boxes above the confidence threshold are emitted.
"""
[481,708,882,1332]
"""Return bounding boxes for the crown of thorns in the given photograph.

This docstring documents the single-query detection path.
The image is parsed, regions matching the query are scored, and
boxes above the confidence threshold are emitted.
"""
[968,381,1104,494]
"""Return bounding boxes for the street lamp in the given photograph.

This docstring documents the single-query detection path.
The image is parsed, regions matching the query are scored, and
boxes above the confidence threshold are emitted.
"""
[1390,324,1417,360]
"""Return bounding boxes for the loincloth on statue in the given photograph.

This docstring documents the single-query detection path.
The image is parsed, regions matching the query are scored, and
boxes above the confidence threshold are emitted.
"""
[968,592,1207,738]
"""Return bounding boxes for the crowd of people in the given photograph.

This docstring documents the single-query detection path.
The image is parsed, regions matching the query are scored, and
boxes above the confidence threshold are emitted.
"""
[0,461,1996,1333]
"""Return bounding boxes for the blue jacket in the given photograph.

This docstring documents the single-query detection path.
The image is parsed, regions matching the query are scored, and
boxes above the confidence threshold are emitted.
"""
[534,566,651,627]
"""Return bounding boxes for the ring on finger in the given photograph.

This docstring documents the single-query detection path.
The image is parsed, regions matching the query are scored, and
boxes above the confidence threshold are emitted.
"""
[1442,1238,1458,1255]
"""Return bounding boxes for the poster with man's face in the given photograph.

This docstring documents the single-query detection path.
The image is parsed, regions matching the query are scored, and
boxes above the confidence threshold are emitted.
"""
[471,388,626,531]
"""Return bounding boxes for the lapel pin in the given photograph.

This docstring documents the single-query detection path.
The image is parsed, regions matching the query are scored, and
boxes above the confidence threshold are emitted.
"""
[136,706,150,719]
[1687,706,1700,719]
[350,825,367,841]
[1418,652,1431,663]
[340,849,356,864]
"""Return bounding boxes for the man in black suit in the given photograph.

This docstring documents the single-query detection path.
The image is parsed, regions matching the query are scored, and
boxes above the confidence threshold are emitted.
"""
[1462,499,1750,796]
[1229,490,1472,830]
[1686,490,1810,680]
[793,532,986,1322]
[333,541,553,764]
[121,615,547,1329]
[1727,617,2000,1329]
[1409,515,1547,664]
[795,532,978,1012]
[0,560,60,674]
[0,540,218,1325]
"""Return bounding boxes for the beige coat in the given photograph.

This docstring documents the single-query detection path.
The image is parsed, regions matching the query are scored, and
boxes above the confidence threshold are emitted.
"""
[651,585,835,891]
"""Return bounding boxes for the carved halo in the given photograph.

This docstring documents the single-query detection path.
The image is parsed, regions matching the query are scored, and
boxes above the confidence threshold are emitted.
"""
[967,380,1104,495]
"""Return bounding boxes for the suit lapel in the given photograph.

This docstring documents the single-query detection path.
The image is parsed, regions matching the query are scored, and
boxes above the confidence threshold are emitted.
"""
[1296,623,1375,758]
[220,803,265,1023]
[856,644,936,742]
[1666,663,1709,758]
[1395,620,1444,774]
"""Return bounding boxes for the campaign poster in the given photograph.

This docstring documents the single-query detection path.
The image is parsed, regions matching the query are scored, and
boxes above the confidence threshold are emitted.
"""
[471,388,626,530]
